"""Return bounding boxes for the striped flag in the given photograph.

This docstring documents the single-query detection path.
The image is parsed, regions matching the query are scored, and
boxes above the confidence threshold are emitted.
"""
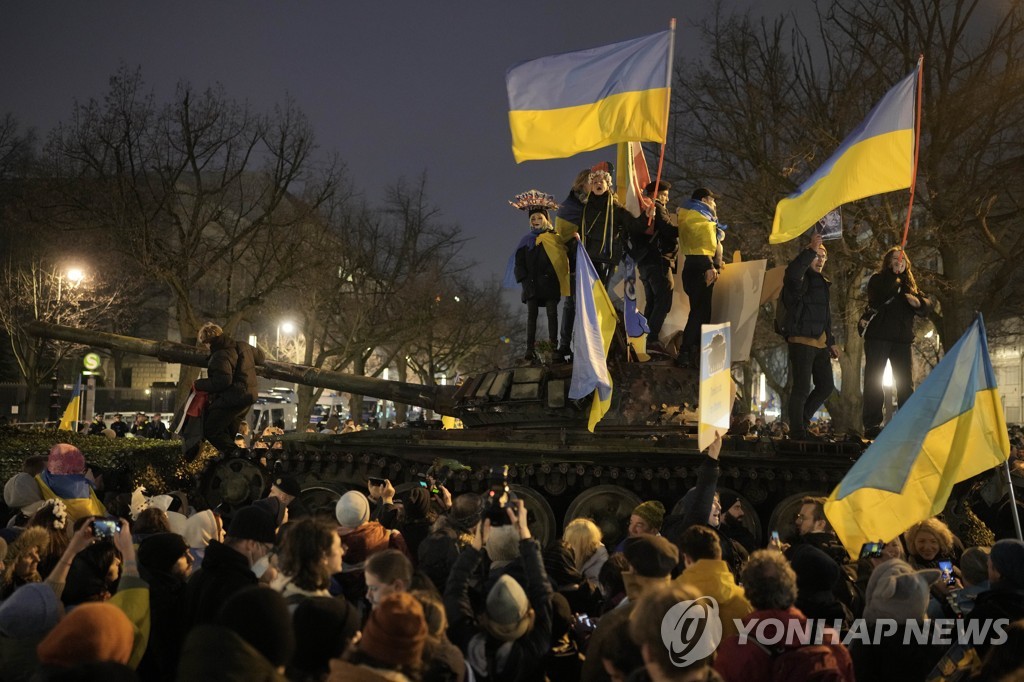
[569,242,618,431]
[58,374,82,432]
[616,141,652,218]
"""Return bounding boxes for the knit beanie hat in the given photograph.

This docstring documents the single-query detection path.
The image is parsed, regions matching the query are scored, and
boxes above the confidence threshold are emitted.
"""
[960,546,991,587]
[359,592,428,667]
[790,544,840,595]
[485,525,522,563]
[292,596,360,673]
[226,505,276,544]
[990,539,1024,589]
[271,475,301,499]
[253,497,286,528]
[631,500,665,531]
[218,586,296,668]
[37,603,134,666]
[183,509,220,548]
[718,491,739,515]
[864,558,939,622]
[47,443,85,476]
[138,533,189,575]
[484,574,531,642]
[335,491,370,528]
[4,472,45,513]
[0,582,62,638]
[623,535,679,578]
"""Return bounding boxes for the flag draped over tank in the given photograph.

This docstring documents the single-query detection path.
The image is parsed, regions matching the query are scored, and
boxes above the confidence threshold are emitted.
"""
[770,64,920,244]
[824,315,1010,557]
[506,30,672,163]
[568,241,617,432]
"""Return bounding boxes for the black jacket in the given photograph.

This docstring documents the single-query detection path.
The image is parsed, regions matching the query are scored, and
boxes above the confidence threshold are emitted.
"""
[863,270,930,344]
[782,247,834,344]
[195,334,266,409]
[182,540,257,627]
[515,231,563,303]
[627,203,677,268]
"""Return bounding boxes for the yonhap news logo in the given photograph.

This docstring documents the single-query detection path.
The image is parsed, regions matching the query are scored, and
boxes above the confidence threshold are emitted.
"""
[660,596,724,667]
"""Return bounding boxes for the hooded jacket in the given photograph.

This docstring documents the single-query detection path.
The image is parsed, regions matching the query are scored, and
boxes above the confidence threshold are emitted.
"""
[194,334,266,409]
[675,559,753,637]
[782,247,835,345]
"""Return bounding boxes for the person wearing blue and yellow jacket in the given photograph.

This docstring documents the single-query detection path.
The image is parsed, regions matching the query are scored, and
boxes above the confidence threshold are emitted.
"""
[510,190,570,362]
[676,188,726,368]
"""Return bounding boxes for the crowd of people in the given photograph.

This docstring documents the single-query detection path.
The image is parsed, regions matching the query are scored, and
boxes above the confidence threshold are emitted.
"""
[1,435,1023,681]
[84,414,170,441]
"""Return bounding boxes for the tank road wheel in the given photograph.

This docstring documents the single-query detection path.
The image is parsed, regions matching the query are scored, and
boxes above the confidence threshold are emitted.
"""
[564,485,642,550]
[767,492,824,544]
[298,485,348,517]
[510,484,557,549]
[670,487,763,545]
[202,457,268,508]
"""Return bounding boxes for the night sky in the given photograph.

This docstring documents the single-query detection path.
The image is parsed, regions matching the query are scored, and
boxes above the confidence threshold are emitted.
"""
[2,1,769,281]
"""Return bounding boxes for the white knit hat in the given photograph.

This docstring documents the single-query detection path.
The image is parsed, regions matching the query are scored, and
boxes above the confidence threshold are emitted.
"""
[335,491,370,528]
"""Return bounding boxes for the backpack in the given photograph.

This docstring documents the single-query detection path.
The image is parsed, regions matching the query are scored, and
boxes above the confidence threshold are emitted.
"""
[774,276,808,339]
[763,642,846,682]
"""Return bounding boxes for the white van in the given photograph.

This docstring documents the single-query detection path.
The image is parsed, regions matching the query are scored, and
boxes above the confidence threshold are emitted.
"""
[249,387,299,432]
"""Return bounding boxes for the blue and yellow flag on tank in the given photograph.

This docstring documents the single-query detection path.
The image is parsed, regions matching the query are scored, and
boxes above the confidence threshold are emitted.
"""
[506,30,672,163]
[770,64,919,244]
[824,315,1009,557]
[568,242,617,432]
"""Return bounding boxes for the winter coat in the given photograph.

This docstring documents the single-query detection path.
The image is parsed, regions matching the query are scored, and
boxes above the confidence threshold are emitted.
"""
[445,540,553,682]
[677,199,721,258]
[714,607,855,682]
[333,522,409,604]
[627,202,677,267]
[514,229,566,303]
[556,191,636,267]
[674,559,753,637]
[177,624,286,682]
[136,567,187,682]
[194,333,266,409]
[849,623,947,682]
[863,270,931,344]
[782,247,834,345]
[181,540,257,626]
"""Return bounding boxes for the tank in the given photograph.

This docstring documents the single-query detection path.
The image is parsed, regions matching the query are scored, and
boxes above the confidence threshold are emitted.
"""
[28,321,866,548]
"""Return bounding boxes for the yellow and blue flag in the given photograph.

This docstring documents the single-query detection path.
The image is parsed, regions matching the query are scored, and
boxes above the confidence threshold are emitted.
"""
[57,374,82,432]
[506,30,672,163]
[770,64,919,244]
[824,315,1009,557]
[568,241,617,431]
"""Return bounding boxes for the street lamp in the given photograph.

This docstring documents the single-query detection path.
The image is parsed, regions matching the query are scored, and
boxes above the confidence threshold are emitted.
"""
[277,321,296,361]
[66,267,84,285]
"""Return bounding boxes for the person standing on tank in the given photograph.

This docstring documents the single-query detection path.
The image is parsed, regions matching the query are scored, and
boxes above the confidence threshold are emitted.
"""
[861,247,931,439]
[195,322,266,457]
[675,188,727,368]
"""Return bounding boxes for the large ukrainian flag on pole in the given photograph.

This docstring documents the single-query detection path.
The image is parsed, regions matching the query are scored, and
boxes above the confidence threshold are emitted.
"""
[568,241,617,432]
[57,374,82,432]
[506,30,673,163]
[824,315,1010,557]
[770,64,920,244]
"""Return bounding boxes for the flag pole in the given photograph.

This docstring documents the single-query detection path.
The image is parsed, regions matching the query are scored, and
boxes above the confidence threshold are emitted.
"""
[900,54,924,248]
[1004,459,1024,541]
[649,18,676,225]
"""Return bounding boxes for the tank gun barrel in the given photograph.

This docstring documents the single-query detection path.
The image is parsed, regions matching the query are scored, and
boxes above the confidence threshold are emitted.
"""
[27,322,456,415]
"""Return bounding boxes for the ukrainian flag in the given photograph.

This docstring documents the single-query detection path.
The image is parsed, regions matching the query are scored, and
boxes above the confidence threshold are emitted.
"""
[770,64,919,244]
[824,315,1009,557]
[568,242,617,431]
[57,374,82,432]
[506,30,672,163]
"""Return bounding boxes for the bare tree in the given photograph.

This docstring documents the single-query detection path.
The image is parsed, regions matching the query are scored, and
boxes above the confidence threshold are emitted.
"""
[666,0,1024,432]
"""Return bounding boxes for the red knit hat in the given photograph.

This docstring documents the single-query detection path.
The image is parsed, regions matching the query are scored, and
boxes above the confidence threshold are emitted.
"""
[358,592,427,667]
[36,602,134,667]
[47,443,85,476]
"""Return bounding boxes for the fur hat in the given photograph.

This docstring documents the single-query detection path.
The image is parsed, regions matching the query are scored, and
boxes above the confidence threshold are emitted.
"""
[864,558,939,622]
[0,583,62,638]
[37,603,134,666]
[334,491,370,528]
[960,546,991,587]
[4,473,45,514]
[218,586,296,668]
[359,592,428,667]
[485,574,531,642]
[990,539,1024,589]
[226,505,276,544]
[485,525,522,564]
[138,533,189,575]
[631,500,665,532]
[183,510,220,548]
[47,443,85,476]
[623,535,679,578]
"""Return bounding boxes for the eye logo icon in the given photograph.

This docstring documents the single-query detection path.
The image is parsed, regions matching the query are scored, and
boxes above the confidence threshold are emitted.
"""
[660,596,723,667]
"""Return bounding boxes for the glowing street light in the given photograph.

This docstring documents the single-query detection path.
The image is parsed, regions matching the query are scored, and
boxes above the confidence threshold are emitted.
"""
[882,360,894,388]
[66,268,84,284]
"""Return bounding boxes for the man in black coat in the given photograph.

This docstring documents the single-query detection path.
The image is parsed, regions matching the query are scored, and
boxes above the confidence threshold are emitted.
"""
[181,504,276,627]
[629,181,678,351]
[781,233,840,440]
[195,322,266,456]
